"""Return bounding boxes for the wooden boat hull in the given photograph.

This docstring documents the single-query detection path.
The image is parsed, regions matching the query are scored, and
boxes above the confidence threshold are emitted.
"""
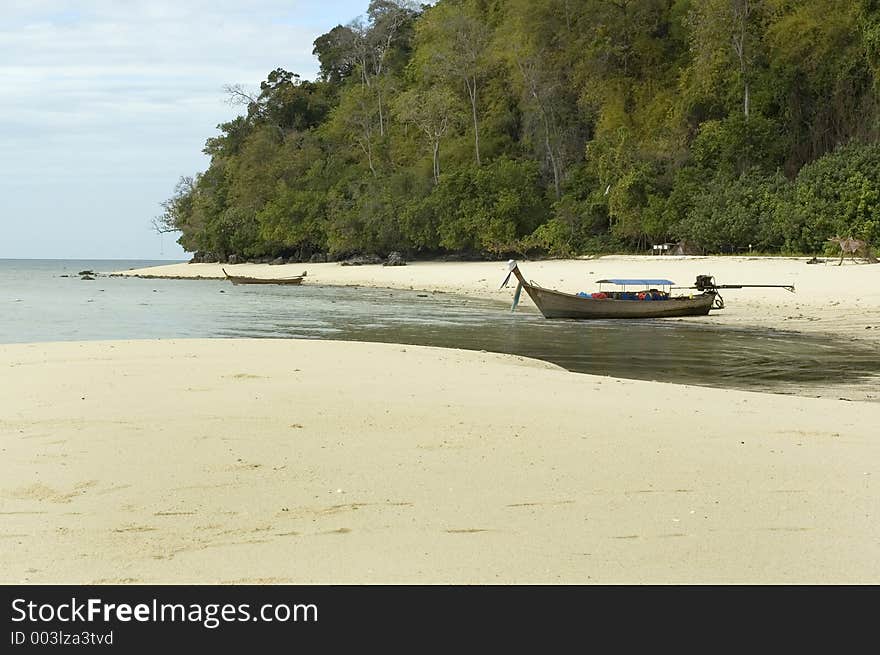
[225,276,303,285]
[222,269,304,285]
[509,264,715,319]
[522,284,714,319]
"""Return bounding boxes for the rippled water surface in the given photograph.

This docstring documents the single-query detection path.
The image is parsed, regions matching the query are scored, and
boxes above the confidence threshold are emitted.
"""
[3,259,879,399]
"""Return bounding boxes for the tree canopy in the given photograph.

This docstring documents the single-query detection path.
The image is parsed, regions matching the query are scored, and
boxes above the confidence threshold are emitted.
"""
[161,0,880,261]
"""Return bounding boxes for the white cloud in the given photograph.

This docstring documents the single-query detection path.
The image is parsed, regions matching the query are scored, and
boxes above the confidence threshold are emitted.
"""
[0,0,369,258]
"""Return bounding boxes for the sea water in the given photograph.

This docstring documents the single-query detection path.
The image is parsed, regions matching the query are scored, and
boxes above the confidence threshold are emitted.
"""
[2,259,879,400]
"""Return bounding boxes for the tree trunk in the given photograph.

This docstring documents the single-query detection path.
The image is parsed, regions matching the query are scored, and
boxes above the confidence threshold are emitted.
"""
[359,137,376,177]
[466,76,481,166]
[733,0,750,121]
[536,97,561,199]
[377,88,385,138]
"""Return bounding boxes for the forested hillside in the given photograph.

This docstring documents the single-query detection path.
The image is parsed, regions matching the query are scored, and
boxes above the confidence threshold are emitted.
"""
[157,0,880,261]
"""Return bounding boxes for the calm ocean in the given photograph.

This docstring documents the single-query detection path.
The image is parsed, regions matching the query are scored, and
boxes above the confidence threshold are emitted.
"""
[2,258,879,399]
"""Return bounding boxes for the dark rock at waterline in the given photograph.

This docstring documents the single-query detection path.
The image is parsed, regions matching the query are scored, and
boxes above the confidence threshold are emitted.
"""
[384,252,407,267]
[436,252,490,262]
[227,254,240,265]
[309,253,327,263]
[80,275,96,281]
[270,257,286,265]
[78,270,95,276]
[190,251,220,263]
[341,254,383,266]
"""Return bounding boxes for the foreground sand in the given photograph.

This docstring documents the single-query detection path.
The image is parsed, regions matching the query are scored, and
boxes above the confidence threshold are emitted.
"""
[114,255,880,343]
[2,339,878,583]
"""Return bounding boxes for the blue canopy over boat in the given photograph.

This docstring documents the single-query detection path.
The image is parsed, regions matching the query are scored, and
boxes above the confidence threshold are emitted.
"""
[596,279,675,286]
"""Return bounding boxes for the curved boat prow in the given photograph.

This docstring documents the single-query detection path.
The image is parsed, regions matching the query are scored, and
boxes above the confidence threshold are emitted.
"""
[501,260,528,286]
[502,260,526,312]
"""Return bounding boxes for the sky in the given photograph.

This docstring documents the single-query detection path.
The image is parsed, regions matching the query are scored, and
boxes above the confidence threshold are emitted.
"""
[0,0,373,260]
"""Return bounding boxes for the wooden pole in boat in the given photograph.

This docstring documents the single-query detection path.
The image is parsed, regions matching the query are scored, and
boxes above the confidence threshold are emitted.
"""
[501,260,525,312]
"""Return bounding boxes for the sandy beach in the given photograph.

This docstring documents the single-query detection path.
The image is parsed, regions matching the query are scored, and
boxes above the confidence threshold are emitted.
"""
[2,256,878,584]
[2,338,878,584]
[114,255,880,343]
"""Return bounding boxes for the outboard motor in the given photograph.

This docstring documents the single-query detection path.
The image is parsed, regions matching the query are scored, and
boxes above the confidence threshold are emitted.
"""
[691,274,794,310]
[695,275,717,291]
[695,275,723,308]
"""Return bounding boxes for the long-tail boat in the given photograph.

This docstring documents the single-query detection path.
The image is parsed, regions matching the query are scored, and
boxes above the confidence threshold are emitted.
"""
[501,261,794,320]
[222,268,305,286]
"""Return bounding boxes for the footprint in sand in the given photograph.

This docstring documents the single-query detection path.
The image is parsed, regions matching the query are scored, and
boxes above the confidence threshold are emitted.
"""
[506,500,575,508]
[112,525,157,533]
[7,480,98,503]
[320,528,352,535]
[226,460,263,472]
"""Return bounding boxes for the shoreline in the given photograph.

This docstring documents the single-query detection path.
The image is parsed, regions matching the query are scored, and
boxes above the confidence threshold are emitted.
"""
[112,256,880,345]
[4,257,876,583]
[3,338,879,583]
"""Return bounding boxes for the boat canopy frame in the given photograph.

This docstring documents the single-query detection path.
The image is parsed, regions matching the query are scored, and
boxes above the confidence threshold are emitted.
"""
[596,278,675,293]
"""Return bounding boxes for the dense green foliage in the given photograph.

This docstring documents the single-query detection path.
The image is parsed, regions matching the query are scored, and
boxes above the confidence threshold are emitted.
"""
[158,0,880,260]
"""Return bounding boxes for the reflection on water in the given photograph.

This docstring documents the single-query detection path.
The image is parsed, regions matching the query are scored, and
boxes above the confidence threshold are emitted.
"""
[3,260,879,400]
[217,284,880,398]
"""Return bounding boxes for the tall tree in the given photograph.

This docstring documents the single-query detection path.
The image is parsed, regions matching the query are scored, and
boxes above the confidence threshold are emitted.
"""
[329,85,380,177]
[686,0,767,121]
[393,87,462,183]
[412,0,490,166]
